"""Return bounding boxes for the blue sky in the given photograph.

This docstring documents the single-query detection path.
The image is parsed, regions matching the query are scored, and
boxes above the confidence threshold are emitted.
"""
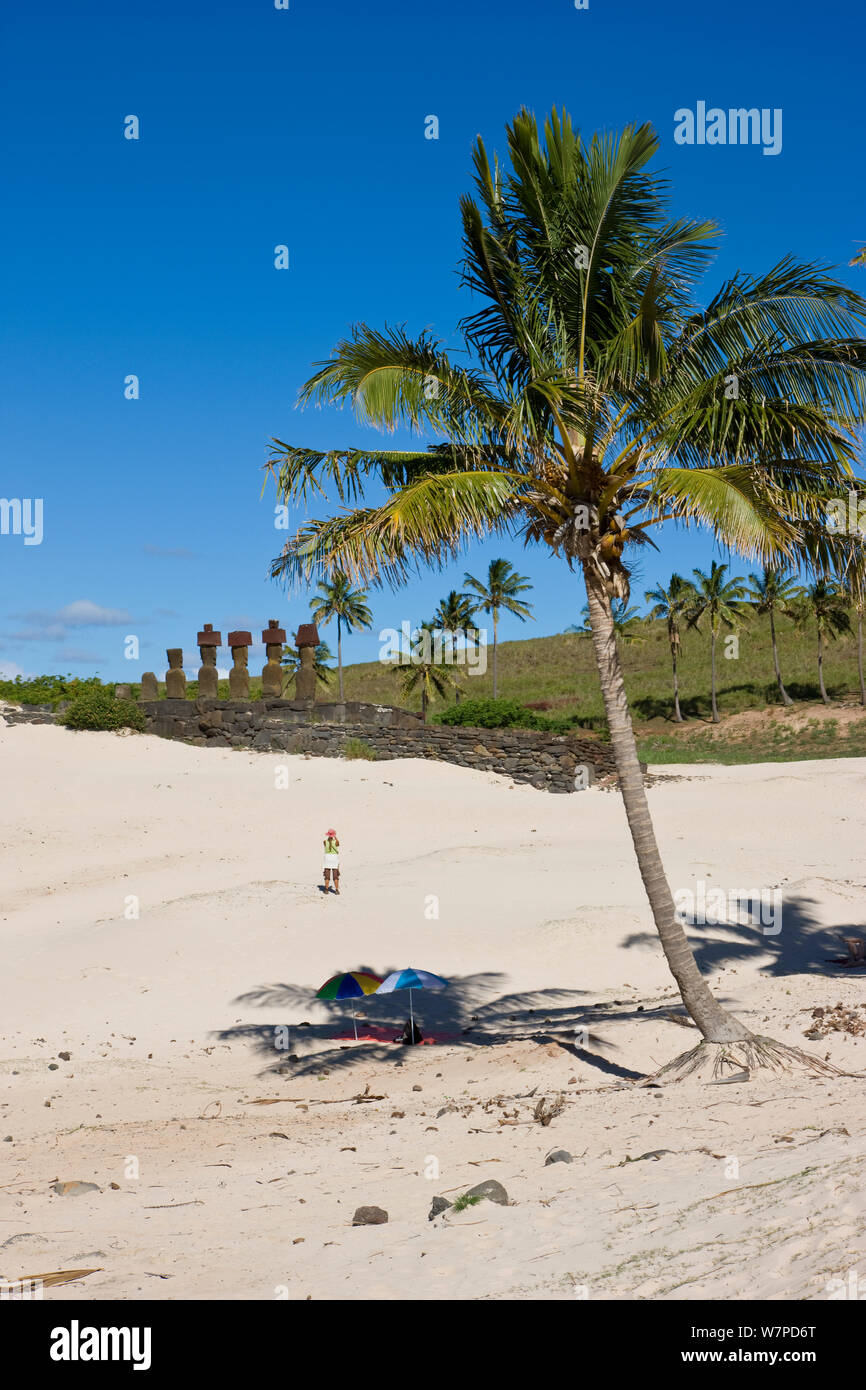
[1,0,864,680]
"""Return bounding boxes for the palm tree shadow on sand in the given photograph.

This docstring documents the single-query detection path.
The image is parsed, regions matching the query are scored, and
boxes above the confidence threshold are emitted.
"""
[213,969,651,1080]
[622,890,866,979]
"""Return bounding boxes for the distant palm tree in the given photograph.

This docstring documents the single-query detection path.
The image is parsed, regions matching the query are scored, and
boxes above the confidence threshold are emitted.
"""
[687,562,750,723]
[570,600,645,648]
[792,579,852,705]
[746,567,801,707]
[840,547,866,707]
[392,623,455,722]
[280,637,334,693]
[310,572,372,700]
[837,220,864,699]
[433,589,477,701]
[463,559,533,698]
[645,574,696,721]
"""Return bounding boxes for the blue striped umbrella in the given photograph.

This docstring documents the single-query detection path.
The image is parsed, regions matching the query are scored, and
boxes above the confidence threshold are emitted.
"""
[376,968,449,1036]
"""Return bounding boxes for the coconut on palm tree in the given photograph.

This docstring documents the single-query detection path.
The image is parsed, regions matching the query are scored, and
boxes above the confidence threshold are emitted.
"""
[746,566,800,707]
[792,579,852,704]
[645,573,696,721]
[463,559,533,697]
[309,572,372,701]
[266,109,865,1076]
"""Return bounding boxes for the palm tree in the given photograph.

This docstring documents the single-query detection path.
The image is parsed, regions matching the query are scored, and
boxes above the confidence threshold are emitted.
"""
[432,589,477,700]
[843,222,866,697]
[746,566,801,707]
[792,579,852,704]
[687,563,750,723]
[840,546,866,707]
[280,637,334,693]
[392,623,455,721]
[645,574,696,721]
[266,109,865,1074]
[309,572,372,700]
[463,559,533,697]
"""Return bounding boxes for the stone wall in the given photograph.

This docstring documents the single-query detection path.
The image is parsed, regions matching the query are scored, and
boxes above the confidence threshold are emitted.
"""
[0,701,59,727]
[2,695,620,792]
[138,698,617,792]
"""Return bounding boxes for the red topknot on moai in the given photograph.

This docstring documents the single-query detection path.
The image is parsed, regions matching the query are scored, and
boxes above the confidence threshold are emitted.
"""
[294,623,320,702]
[227,630,252,699]
[261,619,287,697]
[196,624,222,699]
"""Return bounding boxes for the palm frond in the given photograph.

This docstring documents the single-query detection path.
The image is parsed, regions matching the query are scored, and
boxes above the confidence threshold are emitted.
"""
[646,464,797,560]
[270,471,521,591]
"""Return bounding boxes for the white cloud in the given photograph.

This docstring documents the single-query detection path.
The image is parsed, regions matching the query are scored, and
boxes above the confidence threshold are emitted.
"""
[53,648,106,665]
[57,600,133,627]
[8,625,68,643]
[143,544,197,559]
[10,600,133,629]
[0,661,26,680]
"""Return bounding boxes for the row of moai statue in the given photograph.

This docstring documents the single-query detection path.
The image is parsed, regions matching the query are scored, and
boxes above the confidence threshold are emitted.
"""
[138,620,320,701]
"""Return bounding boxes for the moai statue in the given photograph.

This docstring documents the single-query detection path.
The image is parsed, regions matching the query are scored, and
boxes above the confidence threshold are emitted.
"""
[295,622,320,702]
[196,623,222,699]
[227,630,252,699]
[165,648,186,698]
[114,684,132,700]
[261,619,287,698]
[140,672,158,700]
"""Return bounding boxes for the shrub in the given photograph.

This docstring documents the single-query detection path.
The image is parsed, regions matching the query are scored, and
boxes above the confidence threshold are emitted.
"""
[435,696,609,740]
[59,686,146,732]
[343,736,377,761]
[436,698,543,729]
[0,673,103,709]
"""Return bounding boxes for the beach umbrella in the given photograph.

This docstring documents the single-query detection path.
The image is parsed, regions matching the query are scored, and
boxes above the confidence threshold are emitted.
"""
[376,968,449,1037]
[316,971,383,1040]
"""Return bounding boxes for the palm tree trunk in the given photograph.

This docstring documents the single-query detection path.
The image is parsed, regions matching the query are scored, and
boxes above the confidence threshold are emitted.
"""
[858,610,865,708]
[583,572,747,1042]
[337,616,344,702]
[769,609,792,706]
[450,631,461,703]
[492,611,498,699]
[671,643,682,722]
[710,628,719,723]
[818,629,828,704]
[421,686,428,723]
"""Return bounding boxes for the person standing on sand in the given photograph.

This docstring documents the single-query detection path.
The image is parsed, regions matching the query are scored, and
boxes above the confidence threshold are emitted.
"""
[322,829,341,894]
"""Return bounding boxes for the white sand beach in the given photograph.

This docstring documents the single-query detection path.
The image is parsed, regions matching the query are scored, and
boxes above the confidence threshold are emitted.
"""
[1,723,865,1300]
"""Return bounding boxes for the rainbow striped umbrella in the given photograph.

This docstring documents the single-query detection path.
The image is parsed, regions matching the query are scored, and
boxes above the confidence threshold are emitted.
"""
[316,971,383,1040]
[376,968,449,1037]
